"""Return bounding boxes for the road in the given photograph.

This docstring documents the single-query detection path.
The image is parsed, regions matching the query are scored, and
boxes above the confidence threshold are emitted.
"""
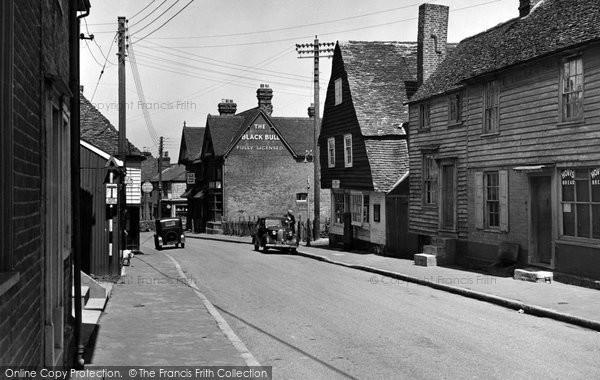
[142,235,600,380]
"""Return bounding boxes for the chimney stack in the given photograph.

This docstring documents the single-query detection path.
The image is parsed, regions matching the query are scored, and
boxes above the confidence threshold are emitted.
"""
[307,103,315,118]
[417,3,449,86]
[257,84,273,116]
[519,0,542,17]
[161,151,171,167]
[218,99,237,116]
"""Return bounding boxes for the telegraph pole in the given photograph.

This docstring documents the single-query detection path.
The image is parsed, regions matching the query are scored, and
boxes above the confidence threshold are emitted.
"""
[296,36,334,241]
[158,136,164,219]
[117,16,128,257]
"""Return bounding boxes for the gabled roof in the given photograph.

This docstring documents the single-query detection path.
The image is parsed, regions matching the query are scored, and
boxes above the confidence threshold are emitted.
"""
[410,0,600,103]
[178,126,205,163]
[80,94,142,157]
[205,108,313,158]
[151,164,187,182]
[364,139,409,193]
[338,41,419,136]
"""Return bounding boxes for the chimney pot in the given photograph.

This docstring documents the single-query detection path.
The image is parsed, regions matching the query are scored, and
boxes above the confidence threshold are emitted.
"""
[257,84,273,116]
[218,98,237,116]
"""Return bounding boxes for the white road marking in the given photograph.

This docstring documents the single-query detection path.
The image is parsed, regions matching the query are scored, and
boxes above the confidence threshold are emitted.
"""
[163,252,261,367]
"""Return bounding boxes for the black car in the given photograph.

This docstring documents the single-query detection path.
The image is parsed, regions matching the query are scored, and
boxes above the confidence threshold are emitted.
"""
[252,216,299,253]
[154,217,185,250]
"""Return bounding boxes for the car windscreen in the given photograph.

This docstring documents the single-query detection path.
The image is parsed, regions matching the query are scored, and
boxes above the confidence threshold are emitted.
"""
[264,219,284,228]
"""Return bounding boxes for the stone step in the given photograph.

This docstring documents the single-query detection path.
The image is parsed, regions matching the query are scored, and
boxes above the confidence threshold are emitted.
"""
[84,297,108,311]
[206,228,224,235]
[423,245,445,255]
[414,253,437,267]
[82,310,102,325]
[514,268,553,283]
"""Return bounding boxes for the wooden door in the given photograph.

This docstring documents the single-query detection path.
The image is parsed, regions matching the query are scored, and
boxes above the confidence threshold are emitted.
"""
[386,196,409,258]
[531,177,552,264]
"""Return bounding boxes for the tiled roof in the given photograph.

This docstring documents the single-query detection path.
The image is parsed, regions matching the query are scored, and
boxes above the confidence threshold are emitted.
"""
[410,0,600,102]
[180,126,205,161]
[151,164,186,182]
[206,108,313,158]
[364,139,409,193]
[80,94,142,156]
[339,41,419,136]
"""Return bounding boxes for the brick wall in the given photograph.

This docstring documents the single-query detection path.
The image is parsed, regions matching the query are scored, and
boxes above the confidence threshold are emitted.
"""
[417,4,449,86]
[0,0,75,367]
[224,139,330,223]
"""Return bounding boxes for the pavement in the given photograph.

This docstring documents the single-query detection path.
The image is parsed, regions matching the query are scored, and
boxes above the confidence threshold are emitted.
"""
[84,247,250,367]
[187,232,600,332]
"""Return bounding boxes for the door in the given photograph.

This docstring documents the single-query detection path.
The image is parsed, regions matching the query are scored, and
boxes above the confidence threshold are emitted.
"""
[531,176,552,265]
[386,195,409,258]
[441,164,456,230]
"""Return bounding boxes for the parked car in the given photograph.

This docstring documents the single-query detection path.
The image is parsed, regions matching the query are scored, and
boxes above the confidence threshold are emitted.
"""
[252,216,299,253]
[154,217,185,250]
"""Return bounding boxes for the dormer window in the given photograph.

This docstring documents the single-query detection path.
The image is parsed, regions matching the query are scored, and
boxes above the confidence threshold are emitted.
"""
[334,78,342,105]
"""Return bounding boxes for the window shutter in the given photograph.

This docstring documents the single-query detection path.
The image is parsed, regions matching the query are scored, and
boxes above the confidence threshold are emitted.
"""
[475,171,484,229]
[499,169,509,232]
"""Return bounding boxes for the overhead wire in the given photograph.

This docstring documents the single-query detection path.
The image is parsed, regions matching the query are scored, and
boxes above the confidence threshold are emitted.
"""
[130,0,157,20]
[130,0,185,36]
[129,0,169,28]
[87,32,118,104]
[132,0,195,43]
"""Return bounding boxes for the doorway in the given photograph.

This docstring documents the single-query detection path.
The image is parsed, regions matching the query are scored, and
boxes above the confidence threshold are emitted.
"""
[531,176,552,265]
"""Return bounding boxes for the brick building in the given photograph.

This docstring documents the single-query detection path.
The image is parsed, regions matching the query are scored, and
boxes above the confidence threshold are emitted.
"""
[198,85,330,233]
[408,0,600,281]
[1,0,91,367]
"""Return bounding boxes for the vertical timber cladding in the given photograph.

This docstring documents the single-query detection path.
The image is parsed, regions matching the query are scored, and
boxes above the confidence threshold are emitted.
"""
[225,114,312,219]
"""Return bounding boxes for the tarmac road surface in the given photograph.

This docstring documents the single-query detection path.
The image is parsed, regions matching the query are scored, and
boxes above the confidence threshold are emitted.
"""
[151,236,600,380]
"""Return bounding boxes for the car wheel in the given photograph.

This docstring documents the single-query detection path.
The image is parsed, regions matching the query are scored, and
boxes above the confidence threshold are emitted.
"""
[261,239,269,253]
[181,243,185,248]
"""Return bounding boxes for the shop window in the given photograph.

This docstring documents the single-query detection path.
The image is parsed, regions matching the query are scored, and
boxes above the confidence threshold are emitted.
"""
[560,168,600,239]
[333,192,345,224]
[351,193,369,226]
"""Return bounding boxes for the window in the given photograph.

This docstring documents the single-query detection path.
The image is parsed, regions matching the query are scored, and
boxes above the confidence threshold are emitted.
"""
[561,56,584,121]
[475,170,508,232]
[333,192,345,224]
[483,80,499,133]
[351,193,369,225]
[448,93,462,124]
[334,78,342,105]
[343,134,352,168]
[296,192,308,202]
[327,137,335,168]
[373,204,381,223]
[419,101,430,129]
[423,155,438,205]
[485,172,500,229]
[560,168,600,239]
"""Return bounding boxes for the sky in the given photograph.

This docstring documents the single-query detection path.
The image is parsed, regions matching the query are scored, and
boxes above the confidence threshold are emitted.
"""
[80,0,518,159]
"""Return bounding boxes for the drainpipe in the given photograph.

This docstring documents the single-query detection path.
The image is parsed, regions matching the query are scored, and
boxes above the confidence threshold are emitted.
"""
[71,0,90,369]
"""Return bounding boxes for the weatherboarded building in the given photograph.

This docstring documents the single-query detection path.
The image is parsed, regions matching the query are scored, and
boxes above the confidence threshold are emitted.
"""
[318,41,416,255]
[408,0,600,281]
[200,86,329,234]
